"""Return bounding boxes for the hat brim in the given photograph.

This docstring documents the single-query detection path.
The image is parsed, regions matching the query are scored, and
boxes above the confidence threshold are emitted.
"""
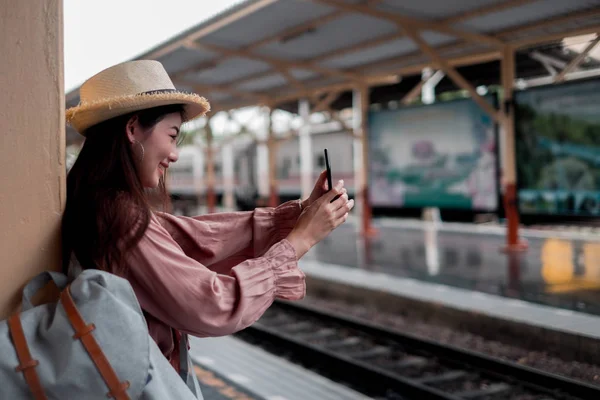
[66,92,210,135]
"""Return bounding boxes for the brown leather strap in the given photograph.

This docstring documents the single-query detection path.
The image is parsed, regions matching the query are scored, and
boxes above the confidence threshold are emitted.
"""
[60,286,130,400]
[8,314,48,400]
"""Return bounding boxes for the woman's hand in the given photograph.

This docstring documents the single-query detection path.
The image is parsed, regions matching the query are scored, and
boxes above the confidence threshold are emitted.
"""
[301,170,329,210]
[287,180,354,259]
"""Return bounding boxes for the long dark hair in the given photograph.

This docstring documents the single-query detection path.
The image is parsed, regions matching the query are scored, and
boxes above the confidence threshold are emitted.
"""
[62,104,186,275]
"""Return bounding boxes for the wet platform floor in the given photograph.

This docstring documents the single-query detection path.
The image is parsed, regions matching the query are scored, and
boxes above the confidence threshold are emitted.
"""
[306,218,600,315]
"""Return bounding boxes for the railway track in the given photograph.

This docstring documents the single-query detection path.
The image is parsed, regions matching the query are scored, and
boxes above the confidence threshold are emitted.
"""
[237,301,600,400]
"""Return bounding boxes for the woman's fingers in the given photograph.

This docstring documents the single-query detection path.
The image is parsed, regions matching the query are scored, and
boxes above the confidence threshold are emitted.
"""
[331,192,354,217]
[318,169,328,191]
[330,190,347,209]
[309,181,353,232]
[323,180,344,203]
[335,201,353,222]
[334,211,349,227]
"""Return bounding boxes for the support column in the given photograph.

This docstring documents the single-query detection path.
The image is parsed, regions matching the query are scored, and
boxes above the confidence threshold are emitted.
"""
[193,141,204,213]
[353,85,375,237]
[256,107,270,203]
[501,46,527,251]
[421,68,445,105]
[205,122,216,213]
[0,0,64,317]
[299,99,313,200]
[222,142,235,211]
[420,68,444,224]
[421,67,434,104]
[424,223,440,276]
[267,109,280,207]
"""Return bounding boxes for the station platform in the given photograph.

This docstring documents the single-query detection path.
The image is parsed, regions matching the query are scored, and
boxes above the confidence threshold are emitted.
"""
[300,218,600,364]
[311,217,600,314]
[185,217,600,399]
[189,336,371,400]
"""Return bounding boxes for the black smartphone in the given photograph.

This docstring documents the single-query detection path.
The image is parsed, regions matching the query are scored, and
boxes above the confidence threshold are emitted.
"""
[324,149,341,202]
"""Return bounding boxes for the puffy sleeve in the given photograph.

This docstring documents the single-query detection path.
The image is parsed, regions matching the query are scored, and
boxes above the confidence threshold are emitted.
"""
[124,213,305,338]
[156,200,302,274]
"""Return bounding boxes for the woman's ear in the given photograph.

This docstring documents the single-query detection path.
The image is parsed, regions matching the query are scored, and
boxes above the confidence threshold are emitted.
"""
[125,115,139,144]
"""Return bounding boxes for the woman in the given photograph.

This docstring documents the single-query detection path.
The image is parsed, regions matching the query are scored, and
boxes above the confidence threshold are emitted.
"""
[62,60,353,384]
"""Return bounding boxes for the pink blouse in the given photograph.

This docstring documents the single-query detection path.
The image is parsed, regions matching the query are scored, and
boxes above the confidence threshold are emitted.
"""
[121,200,305,368]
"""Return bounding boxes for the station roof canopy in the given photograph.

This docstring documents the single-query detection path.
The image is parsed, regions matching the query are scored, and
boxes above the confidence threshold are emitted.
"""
[66,0,600,115]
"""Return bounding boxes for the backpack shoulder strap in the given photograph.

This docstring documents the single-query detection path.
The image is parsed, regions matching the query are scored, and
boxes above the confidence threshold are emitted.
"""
[60,285,131,400]
[8,314,48,400]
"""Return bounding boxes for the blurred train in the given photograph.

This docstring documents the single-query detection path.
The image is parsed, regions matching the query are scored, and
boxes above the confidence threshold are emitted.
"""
[166,119,357,213]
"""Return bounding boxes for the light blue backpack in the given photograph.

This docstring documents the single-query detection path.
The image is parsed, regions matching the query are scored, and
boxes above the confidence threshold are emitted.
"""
[0,269,203,399]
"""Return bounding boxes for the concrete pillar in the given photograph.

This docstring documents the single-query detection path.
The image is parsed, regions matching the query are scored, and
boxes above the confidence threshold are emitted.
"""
[352,107,365,226]
[0,1,65,317]
[421,67,435,104]
[353,85,373,236]
[205,123,216,213]
[299,99,312,200]
[222,142,235,211]
[424,223,440,276]
[421,68,444,223]
[192,142,205,209]
[501,46,525,250]
[267,109,280,207]
[256,108,270,200]
[421,68,445,105]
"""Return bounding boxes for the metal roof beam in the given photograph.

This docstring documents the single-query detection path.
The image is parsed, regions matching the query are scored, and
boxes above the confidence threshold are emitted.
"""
[554,35,600,82]
[275,66,307,91]
[227,69,275,87]
[248,0,384,50]
[443,0,539,25]
[523,66,600,87]
[401,25,503,123]
[173,79,270,104]
[311,0,505,48]
[354,7,600,79]
[171,60,220,80]
[514,26,600,49]
[186,41,363,81]
[180,0,384,81]
[499,8,600,48]
[312,90,342,113]
[207,2,592,92]
[230,0,536,72]
[355,41,502,76]
[270,73,399,105]
[529,51,568,70]
[310,4,600,66]
[198,0,522,89]
[204,7,600,112]
[313,32,402,64]
[145,0,279,60]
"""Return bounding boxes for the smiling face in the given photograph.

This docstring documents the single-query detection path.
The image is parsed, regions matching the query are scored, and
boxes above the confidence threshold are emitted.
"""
[126,112,182,188]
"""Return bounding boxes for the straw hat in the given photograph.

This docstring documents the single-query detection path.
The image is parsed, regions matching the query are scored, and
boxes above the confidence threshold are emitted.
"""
[66,60,210,135]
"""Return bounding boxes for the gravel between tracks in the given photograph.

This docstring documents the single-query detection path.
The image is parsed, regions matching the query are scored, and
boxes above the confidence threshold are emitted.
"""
[301,295,600,386]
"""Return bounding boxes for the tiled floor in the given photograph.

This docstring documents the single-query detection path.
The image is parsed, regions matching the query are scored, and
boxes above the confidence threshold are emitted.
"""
[190,336,372,400]
[194,363,263,400]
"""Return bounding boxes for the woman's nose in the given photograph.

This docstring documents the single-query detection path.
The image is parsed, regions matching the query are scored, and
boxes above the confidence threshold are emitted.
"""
[169,149,179,163]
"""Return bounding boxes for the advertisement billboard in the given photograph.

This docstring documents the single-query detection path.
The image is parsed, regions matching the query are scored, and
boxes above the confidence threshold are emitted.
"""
[515,79,600,217]
[368,97,499,211]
